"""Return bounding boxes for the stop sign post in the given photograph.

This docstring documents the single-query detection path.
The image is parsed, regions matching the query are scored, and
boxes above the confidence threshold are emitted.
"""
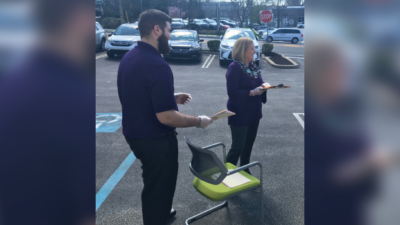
[260,10,273,37]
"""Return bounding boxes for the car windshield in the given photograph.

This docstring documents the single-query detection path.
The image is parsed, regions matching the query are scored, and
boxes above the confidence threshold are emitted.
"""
[223,30,255,40]
[172,19,181,23]
[207,20,216,24]
[195,20,205,24]
[114,26,140,36]
[170,32,197,41]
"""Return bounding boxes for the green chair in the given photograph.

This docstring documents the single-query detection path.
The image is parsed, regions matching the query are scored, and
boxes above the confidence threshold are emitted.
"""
[184,136,264,224]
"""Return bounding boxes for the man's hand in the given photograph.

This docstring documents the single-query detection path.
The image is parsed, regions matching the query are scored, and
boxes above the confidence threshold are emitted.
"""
[261,82,271,88]
[174,93,192,105]
[198,115,213,129]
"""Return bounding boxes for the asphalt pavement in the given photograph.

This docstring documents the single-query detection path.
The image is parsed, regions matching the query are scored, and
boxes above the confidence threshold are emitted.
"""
[96,44,304,225]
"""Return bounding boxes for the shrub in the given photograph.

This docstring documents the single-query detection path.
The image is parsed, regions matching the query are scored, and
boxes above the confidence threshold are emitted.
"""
[207,40,221,51]
[101,17,122,29]
[262,43,274,54]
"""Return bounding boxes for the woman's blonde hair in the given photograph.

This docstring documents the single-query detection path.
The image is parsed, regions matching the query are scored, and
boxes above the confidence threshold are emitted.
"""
[232,37,254,62]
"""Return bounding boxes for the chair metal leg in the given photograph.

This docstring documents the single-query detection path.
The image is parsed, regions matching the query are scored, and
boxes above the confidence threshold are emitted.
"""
[185,200,228,225]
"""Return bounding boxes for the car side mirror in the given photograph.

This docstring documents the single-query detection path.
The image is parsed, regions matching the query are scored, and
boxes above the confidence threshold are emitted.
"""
[220,35,223,40]
[199,39,204,42]
[108,32,113,37]
[256,36,259,40]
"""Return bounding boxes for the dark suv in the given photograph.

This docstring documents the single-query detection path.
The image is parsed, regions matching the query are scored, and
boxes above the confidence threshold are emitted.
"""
[190,19,209,30]
[164,30,204,62]
[201,19,219,30]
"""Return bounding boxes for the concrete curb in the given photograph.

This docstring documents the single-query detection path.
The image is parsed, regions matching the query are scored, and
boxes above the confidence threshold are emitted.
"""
[262,54,300,69]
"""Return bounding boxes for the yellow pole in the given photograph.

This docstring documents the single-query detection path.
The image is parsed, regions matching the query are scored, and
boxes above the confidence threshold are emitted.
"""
[125,11,129,23]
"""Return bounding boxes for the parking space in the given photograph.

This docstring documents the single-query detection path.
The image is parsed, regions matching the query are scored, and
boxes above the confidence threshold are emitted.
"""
[96,44,304,224]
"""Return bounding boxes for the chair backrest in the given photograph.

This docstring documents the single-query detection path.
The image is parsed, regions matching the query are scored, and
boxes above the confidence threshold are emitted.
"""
[184,136,228,185]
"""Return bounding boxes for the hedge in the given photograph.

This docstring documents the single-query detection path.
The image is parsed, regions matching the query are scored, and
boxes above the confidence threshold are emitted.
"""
[262,43,274,54]
[207,40,221,51]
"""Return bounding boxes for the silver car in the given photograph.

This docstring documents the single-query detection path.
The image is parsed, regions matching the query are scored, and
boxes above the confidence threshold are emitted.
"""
[96,22,106,51]
[219,28,260,66]
[171,18,185,29]
[105,23,141,58]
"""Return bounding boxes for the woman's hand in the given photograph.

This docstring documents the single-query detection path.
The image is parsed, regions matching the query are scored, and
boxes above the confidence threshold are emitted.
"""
[250,86,265,96]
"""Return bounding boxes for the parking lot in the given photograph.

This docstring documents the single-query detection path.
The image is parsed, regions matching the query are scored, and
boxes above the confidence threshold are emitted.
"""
[96,41,304,225]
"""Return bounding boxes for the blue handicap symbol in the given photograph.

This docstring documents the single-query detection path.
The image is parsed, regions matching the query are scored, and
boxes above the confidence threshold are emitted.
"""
[96,113,122,133]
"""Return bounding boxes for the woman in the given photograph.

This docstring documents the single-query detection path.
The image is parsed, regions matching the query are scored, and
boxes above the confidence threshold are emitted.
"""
[225,37,269,174]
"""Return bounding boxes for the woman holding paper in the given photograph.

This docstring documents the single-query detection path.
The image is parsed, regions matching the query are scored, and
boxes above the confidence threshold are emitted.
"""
[225,37,269,175]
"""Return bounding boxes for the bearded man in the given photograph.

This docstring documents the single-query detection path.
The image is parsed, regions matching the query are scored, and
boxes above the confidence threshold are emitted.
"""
[117,9,214,225]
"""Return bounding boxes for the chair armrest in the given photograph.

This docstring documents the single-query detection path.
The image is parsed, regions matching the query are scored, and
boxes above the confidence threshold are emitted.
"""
[227,161,262,175]
[202,142,226,163]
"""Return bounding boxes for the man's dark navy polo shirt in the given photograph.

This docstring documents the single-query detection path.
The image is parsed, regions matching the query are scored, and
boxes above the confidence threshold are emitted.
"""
[117,41,178,139]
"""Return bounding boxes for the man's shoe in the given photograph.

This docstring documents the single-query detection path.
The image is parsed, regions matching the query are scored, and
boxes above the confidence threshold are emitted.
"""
[168,208,176,220]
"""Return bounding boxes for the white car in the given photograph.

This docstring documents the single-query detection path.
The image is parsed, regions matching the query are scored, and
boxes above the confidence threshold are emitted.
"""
[219,28,260,66]
[264,28,303,44]
[258,27,277,36]
[105,23,141,58]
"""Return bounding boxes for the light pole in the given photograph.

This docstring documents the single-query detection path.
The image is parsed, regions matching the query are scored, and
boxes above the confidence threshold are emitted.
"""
[141,0,142,13]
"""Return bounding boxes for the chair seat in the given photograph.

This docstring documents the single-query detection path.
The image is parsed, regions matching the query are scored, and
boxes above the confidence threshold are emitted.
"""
[192,163,260,201]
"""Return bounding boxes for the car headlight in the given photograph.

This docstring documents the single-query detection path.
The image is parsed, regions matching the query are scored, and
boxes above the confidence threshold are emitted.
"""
[221,44,230,49]
[128,41,137,45]
[190,45,200,51]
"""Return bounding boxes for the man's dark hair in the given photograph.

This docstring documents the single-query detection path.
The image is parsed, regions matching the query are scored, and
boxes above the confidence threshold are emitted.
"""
[138,9,172,38]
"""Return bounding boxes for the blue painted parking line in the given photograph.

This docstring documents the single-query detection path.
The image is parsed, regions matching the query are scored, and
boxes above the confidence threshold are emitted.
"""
[96,113,122,132]
[96,152,136,211]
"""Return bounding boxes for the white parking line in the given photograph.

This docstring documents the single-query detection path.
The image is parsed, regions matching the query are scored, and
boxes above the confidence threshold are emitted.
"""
[205,55,216,68]
[293,113,304,129]
[294,58,304,66]
[287,56,304,59]
[96,54,107,59]
[202,55,211,68]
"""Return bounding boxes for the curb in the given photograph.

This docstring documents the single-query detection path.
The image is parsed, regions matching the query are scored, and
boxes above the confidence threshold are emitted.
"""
[262,54,300,69]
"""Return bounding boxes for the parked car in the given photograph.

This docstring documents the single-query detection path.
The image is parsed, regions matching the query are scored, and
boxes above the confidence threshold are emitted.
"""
[219,28,260,66]
[190,19,209,30]
[297,22,304,28]
[104,23,141,58]
[183,19,189,28]
[164,30,204,62]
[221,24,230,30]
[264,28,303,44]
[202,19,219,30]
[258,27,277,36]
[96,22,106,51]
[220,20,236,28]
[171,18,185,29]
[256,25,268,32]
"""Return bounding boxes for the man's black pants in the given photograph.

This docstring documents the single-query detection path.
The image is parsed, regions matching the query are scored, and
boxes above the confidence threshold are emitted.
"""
[226,121,260,172]
[125,131,178,225]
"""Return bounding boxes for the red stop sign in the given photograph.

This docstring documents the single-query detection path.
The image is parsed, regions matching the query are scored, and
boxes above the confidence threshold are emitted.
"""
[260,10,273,23]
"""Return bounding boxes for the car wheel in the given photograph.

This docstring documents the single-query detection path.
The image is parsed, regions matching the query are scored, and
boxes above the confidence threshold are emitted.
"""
[267,36,273,42]
[101,38,106,51]
[292,37,299,44]
[107,51,115,58]
[219,59,225,66]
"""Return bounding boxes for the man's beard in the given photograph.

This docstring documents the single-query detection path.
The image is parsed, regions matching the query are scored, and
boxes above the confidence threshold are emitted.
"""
[157,32,171,55]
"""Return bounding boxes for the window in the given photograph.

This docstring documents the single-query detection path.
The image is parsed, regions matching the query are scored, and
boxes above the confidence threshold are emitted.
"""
[114,26,140,36]
[223,30,255,40]
[273,30,282,34]
[170,32,197,41]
